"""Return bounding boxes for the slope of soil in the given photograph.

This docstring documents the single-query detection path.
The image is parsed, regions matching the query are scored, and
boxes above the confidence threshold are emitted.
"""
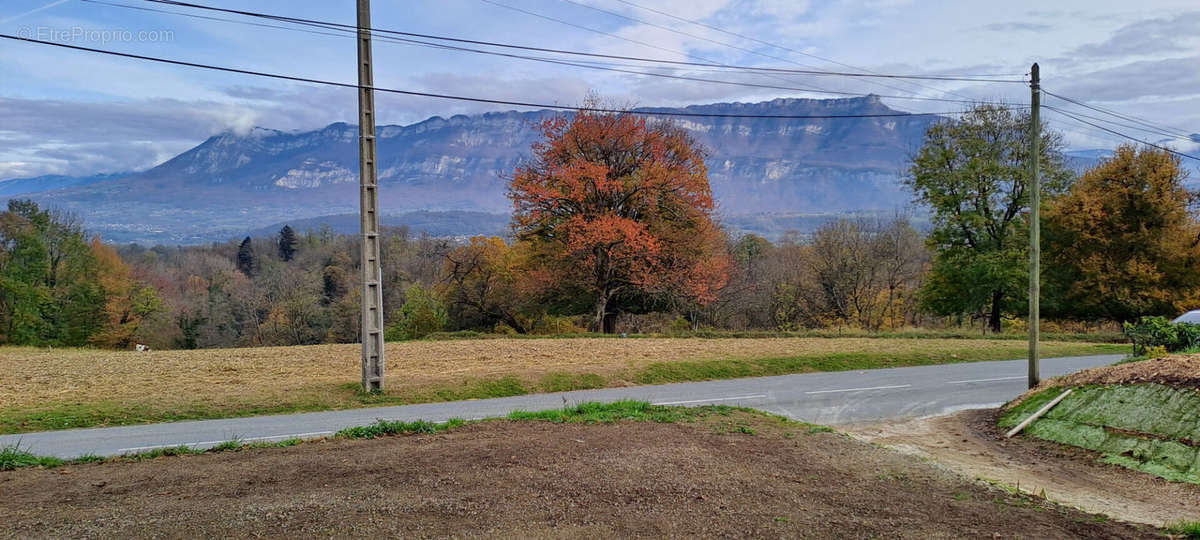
[1014,354,1200,402]
[0,412,1154,538]
[846,409,1200,527]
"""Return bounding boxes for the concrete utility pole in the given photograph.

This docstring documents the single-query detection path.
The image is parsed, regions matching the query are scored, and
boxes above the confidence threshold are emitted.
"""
[357,0,385,392]
[1028,62,1041,389]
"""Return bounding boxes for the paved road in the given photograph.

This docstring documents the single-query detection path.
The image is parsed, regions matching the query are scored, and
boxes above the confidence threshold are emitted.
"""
[1,354,1121,459]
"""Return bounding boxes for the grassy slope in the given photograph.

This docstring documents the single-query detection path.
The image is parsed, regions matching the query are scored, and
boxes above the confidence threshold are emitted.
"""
[0,337,1126,434]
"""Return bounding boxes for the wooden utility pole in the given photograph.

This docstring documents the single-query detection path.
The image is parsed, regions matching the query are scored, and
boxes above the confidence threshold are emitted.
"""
[1028,62,1041,389]
[357,0,384,392]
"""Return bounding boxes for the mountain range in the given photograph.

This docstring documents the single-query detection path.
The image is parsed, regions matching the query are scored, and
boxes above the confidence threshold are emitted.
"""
[0,96,1133,244]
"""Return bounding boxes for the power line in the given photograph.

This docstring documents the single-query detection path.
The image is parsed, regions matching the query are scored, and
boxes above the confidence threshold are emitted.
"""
[82,0,805,96]
[85,0,923,102]
[610,0,1025,79]
[135,0,1024,83]
[559,0,831,71]
[1043,105,1194,143]
[558,0,988,102]
[1043,88,1194,140]
[104,0,1025,108]
[84,0,384,41]
[0,34,975,120]
[559,0,942,100]
[1048,107,1200,162]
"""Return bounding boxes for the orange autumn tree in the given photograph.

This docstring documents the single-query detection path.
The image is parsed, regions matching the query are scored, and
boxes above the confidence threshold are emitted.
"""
[510,108,729,333]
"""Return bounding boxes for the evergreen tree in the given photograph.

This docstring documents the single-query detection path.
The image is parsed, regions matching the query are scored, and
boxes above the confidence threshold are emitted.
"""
[277,226,297,262]
[236,236,255,276]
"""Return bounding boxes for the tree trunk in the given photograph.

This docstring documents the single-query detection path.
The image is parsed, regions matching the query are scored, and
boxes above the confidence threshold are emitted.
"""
[592,292,608,333]
[502,314,529,334]
[989,290,1003,333]
[603,311,618,334]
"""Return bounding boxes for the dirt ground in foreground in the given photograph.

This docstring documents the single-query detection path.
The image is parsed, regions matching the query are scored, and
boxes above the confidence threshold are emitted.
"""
[845,409,1200,527]
[0,413,1155,539]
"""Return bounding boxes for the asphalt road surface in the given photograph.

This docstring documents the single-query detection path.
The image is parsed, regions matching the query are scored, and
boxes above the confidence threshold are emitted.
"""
[2,354,1121,459]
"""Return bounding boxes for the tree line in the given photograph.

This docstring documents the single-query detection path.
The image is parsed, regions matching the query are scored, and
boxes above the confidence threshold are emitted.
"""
[1,104,1195,349]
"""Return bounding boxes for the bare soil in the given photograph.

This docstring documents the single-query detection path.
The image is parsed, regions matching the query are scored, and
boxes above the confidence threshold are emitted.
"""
[846,409,1200,527]
[0,412,1156,538]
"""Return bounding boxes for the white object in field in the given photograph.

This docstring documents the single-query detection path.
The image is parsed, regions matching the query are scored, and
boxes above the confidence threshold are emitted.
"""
[1005,388,1074,438]
[1173,310,1200,324]
[135,343,151,352]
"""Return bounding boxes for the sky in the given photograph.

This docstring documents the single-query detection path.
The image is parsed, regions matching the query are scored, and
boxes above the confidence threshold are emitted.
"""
[1,0,1198,178]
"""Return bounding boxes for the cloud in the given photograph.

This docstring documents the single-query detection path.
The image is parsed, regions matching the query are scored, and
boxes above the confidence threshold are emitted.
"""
[746,0,812,18]
[0,72,596,178]
[403,72,595,116]
[1055,55,1200,101]
[979,22,1053,32]
[1069,11,1200,59]
[0,93,347,178]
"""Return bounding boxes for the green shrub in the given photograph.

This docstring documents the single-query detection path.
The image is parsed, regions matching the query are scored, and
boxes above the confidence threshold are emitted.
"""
[529,314,587,335]
[385,283,448,341]
[666,315,693,336]
[1122,316,1200,355]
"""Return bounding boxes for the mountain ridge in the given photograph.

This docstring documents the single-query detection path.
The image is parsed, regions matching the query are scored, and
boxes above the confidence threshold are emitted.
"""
[9,96,940,243]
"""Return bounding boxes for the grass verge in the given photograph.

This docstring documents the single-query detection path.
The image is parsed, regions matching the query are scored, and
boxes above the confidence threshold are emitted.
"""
[630,346,1128,384]
[0,443,65,470]
[1,338,1126,434]
[0,401,826,471]
[1167,521,1200,538]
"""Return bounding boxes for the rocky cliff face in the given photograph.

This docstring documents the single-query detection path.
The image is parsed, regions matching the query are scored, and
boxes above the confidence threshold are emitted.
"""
[14,96,938,243]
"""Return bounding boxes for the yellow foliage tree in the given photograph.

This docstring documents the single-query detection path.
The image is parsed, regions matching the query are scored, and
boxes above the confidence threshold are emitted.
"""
[440,236,534,333]
[1044,145,1200,321]
[88,237,163,347]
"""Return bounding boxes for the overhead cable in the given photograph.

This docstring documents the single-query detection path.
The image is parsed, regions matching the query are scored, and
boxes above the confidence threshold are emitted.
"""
[1,34,978,120]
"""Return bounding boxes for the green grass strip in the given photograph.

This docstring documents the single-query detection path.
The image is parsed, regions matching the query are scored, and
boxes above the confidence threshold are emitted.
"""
[0,443,65,470]
[2,402,830,470]
[636,344,1126,385]
[415,329,1128,343]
